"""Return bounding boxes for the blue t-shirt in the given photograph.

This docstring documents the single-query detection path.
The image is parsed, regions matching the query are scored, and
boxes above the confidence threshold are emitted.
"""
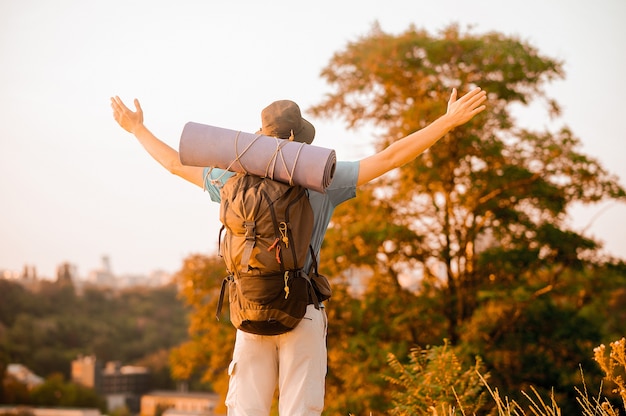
[203,161,359,271]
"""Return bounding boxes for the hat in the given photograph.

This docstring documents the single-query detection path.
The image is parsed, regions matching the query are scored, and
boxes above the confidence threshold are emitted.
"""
[259,100,315,144]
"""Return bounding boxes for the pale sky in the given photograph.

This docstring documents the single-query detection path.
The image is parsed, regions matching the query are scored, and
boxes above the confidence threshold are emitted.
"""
[1,0,625,279]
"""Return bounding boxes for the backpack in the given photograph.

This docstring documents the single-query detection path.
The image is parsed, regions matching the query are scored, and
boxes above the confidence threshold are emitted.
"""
[215,173,320,335]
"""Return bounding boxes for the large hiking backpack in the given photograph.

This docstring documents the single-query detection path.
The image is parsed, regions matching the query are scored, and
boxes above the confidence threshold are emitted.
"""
[215,173,318,335]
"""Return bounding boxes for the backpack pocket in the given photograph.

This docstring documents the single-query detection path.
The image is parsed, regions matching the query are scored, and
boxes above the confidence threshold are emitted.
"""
[228,271,311,335]
[236,273,291,304]
[310,272,332,302]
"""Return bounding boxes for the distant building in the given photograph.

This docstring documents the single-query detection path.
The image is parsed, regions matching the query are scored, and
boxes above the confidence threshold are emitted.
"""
[101,361,150,412]
[56,262,77,285]
[0,265,41,291]
[71,355,101,391]
[1,257,173,290]
[71,356,149,414]
[140,391,220,416]
[22,265,38,280]
[0,406,102,416]
[6,364,43,389]
[89,256,116,287]
[1,268,20,280]
[0,407,102,416]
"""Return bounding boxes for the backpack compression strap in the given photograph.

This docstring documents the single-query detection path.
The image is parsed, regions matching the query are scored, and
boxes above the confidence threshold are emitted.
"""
[240,220,256,273]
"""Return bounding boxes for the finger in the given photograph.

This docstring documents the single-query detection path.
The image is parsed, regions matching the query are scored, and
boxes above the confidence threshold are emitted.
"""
[116,98,132,113]
[449,88,458,104]
[460,87,482,103]
[465,89,487,107]
[110,99,122,116]
[133,98,143,114]
[110,97,128,122]
[470,104,487,116]
[111,98,124,112]
[474,92,487,107]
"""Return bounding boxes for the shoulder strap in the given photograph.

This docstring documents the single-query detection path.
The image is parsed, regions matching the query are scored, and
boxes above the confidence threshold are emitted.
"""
[309,245,319,275]
[215,275,232,320]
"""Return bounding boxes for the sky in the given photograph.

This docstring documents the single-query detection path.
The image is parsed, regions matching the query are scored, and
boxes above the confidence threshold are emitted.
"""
[1,0,625,279]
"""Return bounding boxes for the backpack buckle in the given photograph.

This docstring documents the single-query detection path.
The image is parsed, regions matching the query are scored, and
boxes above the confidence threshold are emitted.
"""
[244,221,256,241]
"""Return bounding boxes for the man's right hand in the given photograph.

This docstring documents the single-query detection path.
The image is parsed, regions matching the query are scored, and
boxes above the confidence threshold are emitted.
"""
[111,96,144,134]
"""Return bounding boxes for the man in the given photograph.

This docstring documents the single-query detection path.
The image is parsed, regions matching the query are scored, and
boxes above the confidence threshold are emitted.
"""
[110,87,486,415]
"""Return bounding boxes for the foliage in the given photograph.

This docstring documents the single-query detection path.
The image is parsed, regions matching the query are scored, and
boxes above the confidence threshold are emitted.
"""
[29,373,105,410]
[481,375,563,416]
[386,342,489,415]
[1,374,30,405]
[169,254,234,414]
[458,266,607,411]
[383,338,626,416]
[309,23,626,412]
[470,338,626,416]
[0,278,188,398]
[584,338,626,413]
[323,282,400,414]
[313,22,624,345]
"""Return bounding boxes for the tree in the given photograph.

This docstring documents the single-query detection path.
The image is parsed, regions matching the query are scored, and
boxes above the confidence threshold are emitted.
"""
[169,254,234,413]
[0,278,188,391]
[1,371,30,405]
[0,280,31,328]
[312,21,624,342]
[29,373,104,410]
[311,23,625,410]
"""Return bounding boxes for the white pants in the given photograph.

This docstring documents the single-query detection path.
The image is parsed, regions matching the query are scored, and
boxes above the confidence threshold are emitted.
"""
[226,304,328,416]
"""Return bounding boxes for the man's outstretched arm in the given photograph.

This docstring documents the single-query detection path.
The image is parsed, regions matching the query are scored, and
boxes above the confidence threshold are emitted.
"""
[110,96,205,188]
[357,87,487,187]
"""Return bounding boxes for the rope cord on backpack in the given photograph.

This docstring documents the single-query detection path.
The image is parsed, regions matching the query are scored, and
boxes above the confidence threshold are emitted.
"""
[264,138,289,180]
[288,142,305,186]
[229,131,257,174]
[208,131,260,186]
[268,138,305,186]
[207,131,306,187]
[203,167,215,187]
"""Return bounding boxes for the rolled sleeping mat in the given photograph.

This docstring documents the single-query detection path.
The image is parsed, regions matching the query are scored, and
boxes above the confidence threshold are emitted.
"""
[179,122,336,193]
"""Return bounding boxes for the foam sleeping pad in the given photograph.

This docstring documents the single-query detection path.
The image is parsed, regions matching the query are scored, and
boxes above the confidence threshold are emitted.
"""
[179,122,336,193]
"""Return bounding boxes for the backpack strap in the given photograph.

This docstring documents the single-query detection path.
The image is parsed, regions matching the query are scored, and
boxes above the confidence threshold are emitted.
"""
[309,245,319,275]
[240,221,256,273]
[215,275,232,320]
[307,246,333,306]
[264,189,286,274]
[218,225,225,259]
[306,246,320,309]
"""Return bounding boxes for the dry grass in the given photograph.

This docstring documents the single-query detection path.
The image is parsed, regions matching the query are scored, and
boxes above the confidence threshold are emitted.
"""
[381,338,626,416]
[482,338,626,416]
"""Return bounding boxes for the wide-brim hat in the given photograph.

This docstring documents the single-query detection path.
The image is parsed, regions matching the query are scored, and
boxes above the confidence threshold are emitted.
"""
[258,100,315,144]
